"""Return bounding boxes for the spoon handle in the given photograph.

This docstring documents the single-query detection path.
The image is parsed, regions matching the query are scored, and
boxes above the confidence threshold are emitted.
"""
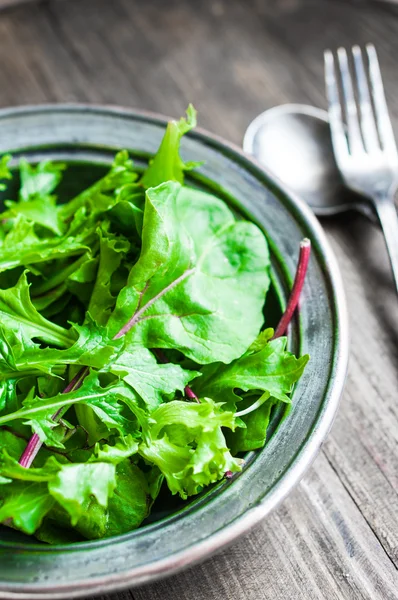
[374,192,398,294]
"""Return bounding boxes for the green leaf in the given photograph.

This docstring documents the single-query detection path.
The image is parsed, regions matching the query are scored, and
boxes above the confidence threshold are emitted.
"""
[105,461,151,536]
[94,434,139,464]
[110,347,200,411]
[0,215,92,274]
[30,252,95,298]
[0,482,54,534]
[0,154,12,191]
[0,326,66,391]
[139,398,241,498]
[19,159,65,202]
[140,104,201,188]
[88,230,130,325]
[108,182,270,364]
[107,184,145,238]
[1,196,64,236]
[0,272,74,348]
[58,151,138,222]
[226,396,278,454]
[0,451,61,482]
[48,462,117,525]
[193,335,309,407]
[42,460,153,539]
[0,372,139,439]
[17,316,121,376]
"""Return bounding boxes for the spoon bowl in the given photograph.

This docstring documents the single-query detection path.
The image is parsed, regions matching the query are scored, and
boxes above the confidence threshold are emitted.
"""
[243,104,376,221]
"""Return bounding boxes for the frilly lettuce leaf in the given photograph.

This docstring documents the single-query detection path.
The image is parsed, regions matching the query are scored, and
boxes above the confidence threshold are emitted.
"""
[139,398,242,498]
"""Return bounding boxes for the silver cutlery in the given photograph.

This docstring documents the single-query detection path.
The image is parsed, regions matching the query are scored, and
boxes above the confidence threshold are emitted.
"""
[243,103,377,221]
[324,44,398,293]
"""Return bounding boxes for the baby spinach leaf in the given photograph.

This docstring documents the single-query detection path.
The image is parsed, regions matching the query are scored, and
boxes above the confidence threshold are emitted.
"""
[108,181,270,364]
[226,396,278,455]
[105,461,151,536]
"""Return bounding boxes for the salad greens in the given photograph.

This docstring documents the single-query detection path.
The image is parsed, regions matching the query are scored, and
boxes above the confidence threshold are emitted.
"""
[0,106,309,542]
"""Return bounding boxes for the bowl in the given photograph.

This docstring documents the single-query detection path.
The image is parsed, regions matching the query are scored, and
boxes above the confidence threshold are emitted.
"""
[0,104,348,599]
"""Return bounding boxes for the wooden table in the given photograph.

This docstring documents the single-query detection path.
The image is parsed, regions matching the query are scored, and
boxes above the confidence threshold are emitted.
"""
[1,0,398,597]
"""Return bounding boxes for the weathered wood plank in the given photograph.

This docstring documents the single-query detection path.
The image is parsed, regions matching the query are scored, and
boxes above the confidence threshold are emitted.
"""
[127,455,398,600]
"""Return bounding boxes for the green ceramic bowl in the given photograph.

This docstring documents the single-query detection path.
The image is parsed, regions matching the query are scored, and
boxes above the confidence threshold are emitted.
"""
[0,105,348,599]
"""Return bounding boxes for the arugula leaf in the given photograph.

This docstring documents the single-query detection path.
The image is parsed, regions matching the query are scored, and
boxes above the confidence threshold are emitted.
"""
[110,347,200,411]
[140,104,201,188]
[0,451,60,482]
[58,151,137,222]
[193,334,309,407]
[0,372,139,439]
[108,182,270,364]
[18,316,121,376]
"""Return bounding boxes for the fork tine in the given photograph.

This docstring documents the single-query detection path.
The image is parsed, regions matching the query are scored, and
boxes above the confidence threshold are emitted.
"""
[337,47,364,153]
[366,44,398,156]
[324,50,349,160]
[352,45,380,153]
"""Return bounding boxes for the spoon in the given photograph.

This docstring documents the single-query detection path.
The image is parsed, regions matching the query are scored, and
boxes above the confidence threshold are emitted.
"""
[243,103,377,222]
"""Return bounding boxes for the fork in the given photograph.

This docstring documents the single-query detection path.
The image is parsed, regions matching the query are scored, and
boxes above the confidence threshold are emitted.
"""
[324,44,398,293]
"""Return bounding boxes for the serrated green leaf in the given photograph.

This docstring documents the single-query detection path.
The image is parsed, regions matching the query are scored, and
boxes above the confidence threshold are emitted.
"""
[110,347,200,411]
[19,159,65,202]
[0,215,93,274]
[193,335,309,407]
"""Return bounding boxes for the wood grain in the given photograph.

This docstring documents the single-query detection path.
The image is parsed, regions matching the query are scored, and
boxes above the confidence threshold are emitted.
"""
[0,0,398,598]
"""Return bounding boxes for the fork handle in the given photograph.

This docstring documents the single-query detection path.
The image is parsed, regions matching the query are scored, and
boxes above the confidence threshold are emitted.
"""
[373,192,398,294]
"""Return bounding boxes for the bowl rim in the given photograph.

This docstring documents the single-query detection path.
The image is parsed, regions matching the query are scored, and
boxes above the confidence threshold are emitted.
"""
[0,103,349,598]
